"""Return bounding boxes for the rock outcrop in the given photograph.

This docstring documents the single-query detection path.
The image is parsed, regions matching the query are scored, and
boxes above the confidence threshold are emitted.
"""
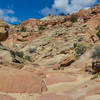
[53,55,75,70]
[0,20,9,42]
[0,4,100,100]
[0,45,14,62]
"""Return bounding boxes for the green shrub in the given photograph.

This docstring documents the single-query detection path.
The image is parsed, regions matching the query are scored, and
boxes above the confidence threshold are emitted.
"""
[20,58,26,64]
[96,22,100,38]
[15,51,24,58]
[24,56,31,61]
[96,22,100,30]
[96,32,100,38]
[75,44,87,56]
[70,15,77,23]
[20,56,31,64]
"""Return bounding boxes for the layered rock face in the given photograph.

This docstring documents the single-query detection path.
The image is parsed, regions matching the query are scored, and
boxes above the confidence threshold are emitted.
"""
[53,54,75,70]
[0,46,13,62]
[0,20,13,62]
[2,4,100,70]
[0,20,9,42]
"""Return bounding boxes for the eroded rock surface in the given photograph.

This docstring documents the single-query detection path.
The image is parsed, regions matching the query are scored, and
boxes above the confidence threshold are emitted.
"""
[0,20,9,42]
[0,68,47,93]
[0,4,100,100]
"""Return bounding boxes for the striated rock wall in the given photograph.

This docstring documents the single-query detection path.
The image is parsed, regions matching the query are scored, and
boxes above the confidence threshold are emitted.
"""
[0,20,9,42]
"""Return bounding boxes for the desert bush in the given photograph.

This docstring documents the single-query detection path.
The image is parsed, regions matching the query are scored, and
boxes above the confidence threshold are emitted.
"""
[70,15,77,23]
[20,56,31,64]
[75,43,87,56]
[20,58,27,64]
[96,22,100,38]
[96,31,100,38]
[24,56,31,61]
[15,51,24,58]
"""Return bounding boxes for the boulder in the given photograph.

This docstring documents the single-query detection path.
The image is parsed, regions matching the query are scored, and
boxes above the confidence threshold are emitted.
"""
[21,32,28,38]
[17,35,23,41]
[0,46,13,62]
[63,21,72,27]
[53,55,75,70]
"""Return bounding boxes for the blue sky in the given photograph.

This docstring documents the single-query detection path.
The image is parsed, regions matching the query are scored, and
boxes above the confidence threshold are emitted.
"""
[0,0,100,24]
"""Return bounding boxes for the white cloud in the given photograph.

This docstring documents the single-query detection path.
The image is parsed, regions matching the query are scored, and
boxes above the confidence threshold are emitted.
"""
[0,9,19,23]
[41,0,97,15]
[41,7,58,15]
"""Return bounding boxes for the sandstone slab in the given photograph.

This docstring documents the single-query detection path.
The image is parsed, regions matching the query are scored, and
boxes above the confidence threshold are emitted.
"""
[0,94,16,100]
[0,69,47,93]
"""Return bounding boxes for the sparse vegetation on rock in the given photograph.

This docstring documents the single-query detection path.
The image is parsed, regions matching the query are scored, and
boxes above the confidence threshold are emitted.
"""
[24,56,31,61]
[1,4,100,100]
[70,15,78,23]
[15,51,24,58]
[75,43,87,57]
